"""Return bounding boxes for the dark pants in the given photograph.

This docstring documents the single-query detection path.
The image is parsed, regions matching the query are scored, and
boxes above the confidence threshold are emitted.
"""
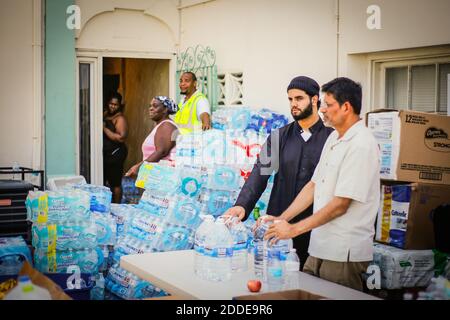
[103,145,127,188]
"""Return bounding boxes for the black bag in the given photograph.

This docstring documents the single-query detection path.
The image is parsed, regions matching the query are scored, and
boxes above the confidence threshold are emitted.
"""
[430,203,450,254]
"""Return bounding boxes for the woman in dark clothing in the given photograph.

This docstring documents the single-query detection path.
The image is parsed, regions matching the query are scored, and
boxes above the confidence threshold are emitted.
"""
[103,93,128,203]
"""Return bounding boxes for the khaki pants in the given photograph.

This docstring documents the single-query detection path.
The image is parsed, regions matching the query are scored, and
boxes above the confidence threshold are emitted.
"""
[303,256,370,292]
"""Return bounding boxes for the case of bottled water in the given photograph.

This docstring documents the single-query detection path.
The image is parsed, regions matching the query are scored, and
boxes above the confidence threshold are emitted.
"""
[93,213,117,246]
[32,219,97,251]
[110,204,140,240]
[137,191,173,218]
[125,211,166,245]
[0,236,33,275]
[105,263,167,300]
[167,196,203,227]
[155,224,195,252]
[135,162,179,192]
[34,247,102,274]
[71,184,112,214]
[112,235,156,264]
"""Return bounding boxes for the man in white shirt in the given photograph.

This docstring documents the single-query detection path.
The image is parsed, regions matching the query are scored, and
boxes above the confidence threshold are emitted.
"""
[174,71,212,134]
[264,77,380,291]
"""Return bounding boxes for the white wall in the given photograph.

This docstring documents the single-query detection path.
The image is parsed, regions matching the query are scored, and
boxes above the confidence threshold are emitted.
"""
[179,0,450,115]
[0,0,43,171]
[75,0,179,51]
[339,0,450,114]
[179,0,338,115]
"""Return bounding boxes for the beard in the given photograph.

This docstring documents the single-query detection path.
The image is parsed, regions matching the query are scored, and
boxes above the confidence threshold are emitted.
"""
[292,102,313,121]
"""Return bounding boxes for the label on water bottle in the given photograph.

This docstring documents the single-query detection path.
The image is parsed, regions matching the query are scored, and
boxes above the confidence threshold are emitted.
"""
[233,241,247,251]
[204,247,233,258]
[194,244,204,254]
[132,216,162,235]
[109,267,137,288]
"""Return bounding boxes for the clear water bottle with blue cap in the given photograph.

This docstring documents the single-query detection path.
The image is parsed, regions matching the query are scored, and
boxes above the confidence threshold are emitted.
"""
[228,217,248,272]
[194,215,215,279]
[283,248,300,290]
[267,246,284,291]
[203,217,234,282]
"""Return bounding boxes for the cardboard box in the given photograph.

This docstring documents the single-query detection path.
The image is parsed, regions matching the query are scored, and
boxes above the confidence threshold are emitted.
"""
[375,182,450,250]
[233,289,326,300]
[366,109,450,185]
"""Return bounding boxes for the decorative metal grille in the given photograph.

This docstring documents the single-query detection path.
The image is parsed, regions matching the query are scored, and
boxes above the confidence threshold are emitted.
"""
[176,45,219,112]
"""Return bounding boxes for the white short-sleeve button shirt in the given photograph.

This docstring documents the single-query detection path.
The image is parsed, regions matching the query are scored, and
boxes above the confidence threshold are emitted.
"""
[310,120,380,262]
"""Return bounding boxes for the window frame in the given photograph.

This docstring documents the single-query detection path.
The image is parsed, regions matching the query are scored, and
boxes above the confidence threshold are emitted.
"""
[373,55,450,114]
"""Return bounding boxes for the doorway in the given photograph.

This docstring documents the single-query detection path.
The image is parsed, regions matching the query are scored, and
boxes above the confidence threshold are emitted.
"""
[77,55,171,186]
[103,57,170,174]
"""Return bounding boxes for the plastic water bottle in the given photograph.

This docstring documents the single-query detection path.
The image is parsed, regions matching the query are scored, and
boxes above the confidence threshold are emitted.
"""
[267,247,284,291]
[90,273,105,300]
[194,215,215,279]
[4,275,52,300]
[229,217,248,272]
[253,219,271,281]
[204,217,233,282]
[283,248,300,290]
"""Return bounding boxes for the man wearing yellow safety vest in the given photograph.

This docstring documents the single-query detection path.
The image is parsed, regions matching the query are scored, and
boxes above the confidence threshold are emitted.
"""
[174,71,212,134]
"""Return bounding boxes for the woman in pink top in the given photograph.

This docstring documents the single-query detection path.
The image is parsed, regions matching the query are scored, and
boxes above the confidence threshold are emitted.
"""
[125,96,179,178]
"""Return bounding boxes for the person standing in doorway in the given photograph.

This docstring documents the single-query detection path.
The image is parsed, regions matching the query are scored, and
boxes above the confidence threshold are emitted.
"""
[103,93,128,203]
[174,71,212,134]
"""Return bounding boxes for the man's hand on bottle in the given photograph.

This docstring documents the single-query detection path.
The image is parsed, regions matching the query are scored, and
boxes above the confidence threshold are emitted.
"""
[223,206,246,221]
[252,214,277,232]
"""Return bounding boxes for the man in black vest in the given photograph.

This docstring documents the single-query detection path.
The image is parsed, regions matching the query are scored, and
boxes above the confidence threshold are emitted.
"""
[224,76,333,270]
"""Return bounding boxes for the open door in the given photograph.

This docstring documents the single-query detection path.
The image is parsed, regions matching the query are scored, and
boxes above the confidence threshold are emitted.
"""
[76,53,173,188]
[76,56,103,185]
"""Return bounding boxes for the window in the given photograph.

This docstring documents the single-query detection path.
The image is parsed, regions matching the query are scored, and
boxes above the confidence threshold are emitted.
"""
[384,61,450,114]
[218,72,243,106]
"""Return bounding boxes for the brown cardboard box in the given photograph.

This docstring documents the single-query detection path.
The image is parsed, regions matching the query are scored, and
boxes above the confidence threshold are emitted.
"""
[366,109,450,185]
[375,182,450,250]
[234,289,326,300]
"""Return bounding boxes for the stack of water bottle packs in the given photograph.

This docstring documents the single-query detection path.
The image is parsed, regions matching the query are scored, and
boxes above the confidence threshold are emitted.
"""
[25,185,116,274]
[212,106,289,134]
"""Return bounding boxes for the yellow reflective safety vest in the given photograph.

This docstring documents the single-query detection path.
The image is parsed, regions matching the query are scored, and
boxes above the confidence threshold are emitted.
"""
[174,91,206,135]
